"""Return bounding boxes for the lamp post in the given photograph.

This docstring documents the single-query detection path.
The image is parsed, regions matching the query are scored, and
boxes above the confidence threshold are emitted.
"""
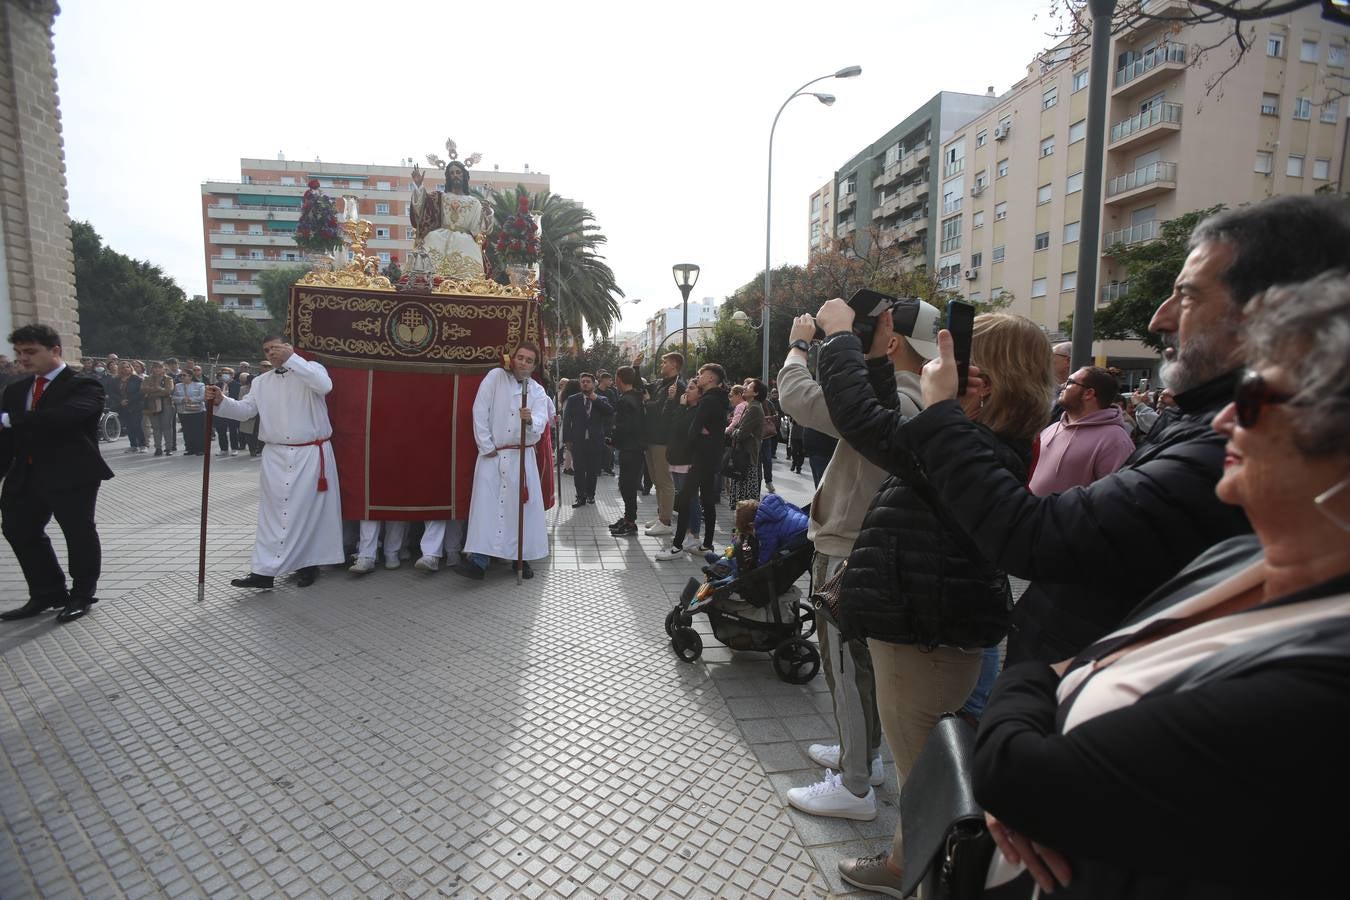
[763,65,861,381]
[672,263,700,360]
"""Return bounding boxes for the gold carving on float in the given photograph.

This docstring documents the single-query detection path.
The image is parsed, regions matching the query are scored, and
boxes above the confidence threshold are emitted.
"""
[429,273,539,299]
[353,317,382,336]
[297,217,396,291]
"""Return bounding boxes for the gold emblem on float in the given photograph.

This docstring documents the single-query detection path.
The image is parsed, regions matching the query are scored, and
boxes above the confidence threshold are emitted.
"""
[387,303,437,355]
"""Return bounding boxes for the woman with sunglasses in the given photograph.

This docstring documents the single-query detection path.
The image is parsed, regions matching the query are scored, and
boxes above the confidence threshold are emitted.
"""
[968,273,1350,899]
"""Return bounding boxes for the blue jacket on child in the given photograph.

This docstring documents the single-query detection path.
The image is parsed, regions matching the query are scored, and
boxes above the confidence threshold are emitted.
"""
[754,494,808,564]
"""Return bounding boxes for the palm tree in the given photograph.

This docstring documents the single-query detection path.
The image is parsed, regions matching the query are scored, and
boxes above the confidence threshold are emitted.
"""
[489,186,624,344]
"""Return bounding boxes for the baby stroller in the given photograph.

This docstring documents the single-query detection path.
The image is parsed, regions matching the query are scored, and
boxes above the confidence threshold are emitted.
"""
[663,526,820,684]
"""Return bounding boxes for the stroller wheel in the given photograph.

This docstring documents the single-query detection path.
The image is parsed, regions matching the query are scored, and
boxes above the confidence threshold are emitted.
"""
[772,638,820,685]
[793,601,817,640]
[671,627,703,663]
[664,605,685,637]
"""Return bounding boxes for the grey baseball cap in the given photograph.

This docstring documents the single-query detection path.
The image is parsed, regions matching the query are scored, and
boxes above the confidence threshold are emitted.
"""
[890,297,942,360]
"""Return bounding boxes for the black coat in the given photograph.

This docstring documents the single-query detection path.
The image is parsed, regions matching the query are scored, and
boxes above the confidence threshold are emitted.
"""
[685,387,730,464]
[0,368,114,494]
[899,370,1251,662]
[819,333,1027,647]
[611,389,645,452]
[561,392,613,448]
[642,375,686,446]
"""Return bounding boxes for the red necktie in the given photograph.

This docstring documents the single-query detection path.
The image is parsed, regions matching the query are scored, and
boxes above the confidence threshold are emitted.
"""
[26,377,46,464]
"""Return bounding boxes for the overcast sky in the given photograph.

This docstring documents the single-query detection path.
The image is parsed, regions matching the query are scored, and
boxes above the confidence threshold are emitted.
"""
[53,0,1057,338]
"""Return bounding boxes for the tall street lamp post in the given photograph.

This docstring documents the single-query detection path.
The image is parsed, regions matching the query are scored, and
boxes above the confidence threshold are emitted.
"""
[763,65,861,381]
[672,263,700,361]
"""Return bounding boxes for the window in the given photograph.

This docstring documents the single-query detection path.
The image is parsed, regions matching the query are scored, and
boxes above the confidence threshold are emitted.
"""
[940,216,963,253]
[238,297,253,307]
[969,292,982,303]
[282,251,299,261]
[1255,151,1273,173]
[1268,35,1284,58]
[1043,86,1058,109]
[378,252,391,265]
[1287,155,1304,177]
[377,180,391,190]
[319,178,334,188]
[1072,69,1089,92]
[1061,271,1077,293]
[811,195,821,215]
[1321,100,1339,123]
[1037,184,1052,205]
[375,202,390,215]
[993,245,1006,263]
[1064,221,1080,243]
[974,170,989,190]
[249,249,262,259]
[1069,119,1086,144]
[1294,96,1312,120]
[994,201,1008,221]
[976,129,988,147]
[220,248,235,258]
[970,251,983,269]
[280,176,295,186]
[1261,93,1280,115]
[1301,40,1319,62]
[223,272,238,283]
[1040,136,1055,157]
[248,224,262,235]
[219,223,234,233]
[997,158,1009,178]
[405,227,416,240]
[375,227,390,239]
[1314,158,1331,180]
[938,254,962,289]
[973,210,985,229]
[1331,44,1347,67]
[1066,171,1083,194]
[1035,231,1050,251]
[1032,278,1048,298]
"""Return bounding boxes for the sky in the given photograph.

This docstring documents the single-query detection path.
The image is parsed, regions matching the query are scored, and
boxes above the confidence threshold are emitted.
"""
[53,0,1060,339]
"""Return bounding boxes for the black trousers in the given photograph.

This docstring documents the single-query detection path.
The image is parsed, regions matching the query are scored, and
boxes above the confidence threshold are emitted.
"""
[572,441,602,501]
[123,407,145,448]
[618,449,643,521]
[1,480,102,603]
[215,418,241,451]
[673,456,718,550]
[180,412,206,454]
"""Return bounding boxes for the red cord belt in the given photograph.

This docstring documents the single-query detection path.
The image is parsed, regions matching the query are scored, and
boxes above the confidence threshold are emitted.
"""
[280,436,331,492]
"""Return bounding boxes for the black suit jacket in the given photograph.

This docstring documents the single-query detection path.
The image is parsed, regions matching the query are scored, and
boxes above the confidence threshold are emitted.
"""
[0,368,114,495]
[561,392,613,448]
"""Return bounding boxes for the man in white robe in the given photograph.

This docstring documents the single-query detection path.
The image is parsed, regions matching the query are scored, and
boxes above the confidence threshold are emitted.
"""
[206,336,344,589]
[455,343,550,580]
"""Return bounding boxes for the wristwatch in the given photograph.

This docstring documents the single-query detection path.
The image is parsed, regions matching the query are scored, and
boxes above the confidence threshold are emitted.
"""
[789,339,812,354]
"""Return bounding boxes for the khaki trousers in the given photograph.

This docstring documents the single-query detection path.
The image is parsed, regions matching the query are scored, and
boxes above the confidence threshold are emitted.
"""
[644,444,674,523]
[867,639,983,862]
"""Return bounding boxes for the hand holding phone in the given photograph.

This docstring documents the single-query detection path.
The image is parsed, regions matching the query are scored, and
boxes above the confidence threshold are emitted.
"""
[945,300,976,397]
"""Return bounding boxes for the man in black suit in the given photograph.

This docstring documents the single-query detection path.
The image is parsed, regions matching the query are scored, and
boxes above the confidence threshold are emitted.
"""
[561,372,612,508]
[0,324,114,623]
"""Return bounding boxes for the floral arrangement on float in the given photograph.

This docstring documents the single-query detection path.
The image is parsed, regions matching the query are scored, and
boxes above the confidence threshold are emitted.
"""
[293,179,344,256]
[494,193,541,265]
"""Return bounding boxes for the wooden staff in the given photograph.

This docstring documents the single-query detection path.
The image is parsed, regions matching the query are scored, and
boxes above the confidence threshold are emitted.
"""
[198,395,214,603]
[516,378,528,585]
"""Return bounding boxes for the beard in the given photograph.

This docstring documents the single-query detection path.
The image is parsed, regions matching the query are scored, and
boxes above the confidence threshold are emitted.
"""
[1158,320,1240,394]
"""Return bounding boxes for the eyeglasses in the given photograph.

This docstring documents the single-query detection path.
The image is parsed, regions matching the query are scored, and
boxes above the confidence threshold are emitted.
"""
[1064,378,1086,389]
[1234,368,1293,428]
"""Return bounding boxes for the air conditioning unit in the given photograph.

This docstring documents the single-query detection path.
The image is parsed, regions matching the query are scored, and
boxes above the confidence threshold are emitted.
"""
[970,185,985,198]
[994,125,1010,140]
[965,269,978,281]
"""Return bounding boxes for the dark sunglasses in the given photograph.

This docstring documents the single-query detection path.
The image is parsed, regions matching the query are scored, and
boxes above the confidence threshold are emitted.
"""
[1234,368,1293,428]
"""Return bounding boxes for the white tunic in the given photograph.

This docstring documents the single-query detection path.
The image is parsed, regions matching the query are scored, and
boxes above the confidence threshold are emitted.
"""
[214,355,345,576]
[463,368,551,561]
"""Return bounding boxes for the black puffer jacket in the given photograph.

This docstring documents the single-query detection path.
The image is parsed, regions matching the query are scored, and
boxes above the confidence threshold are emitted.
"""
[819,333,1029,648]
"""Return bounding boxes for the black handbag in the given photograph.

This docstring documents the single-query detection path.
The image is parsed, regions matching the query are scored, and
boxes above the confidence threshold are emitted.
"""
[721,427,750,478]
[899,714,995,900]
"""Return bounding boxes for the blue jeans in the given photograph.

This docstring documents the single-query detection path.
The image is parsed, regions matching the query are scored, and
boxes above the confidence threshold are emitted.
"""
[468,553,490,570]
[959,645,1002,719]
[671,471,701,530]
[759,440,775,489]
[807,453,831,487]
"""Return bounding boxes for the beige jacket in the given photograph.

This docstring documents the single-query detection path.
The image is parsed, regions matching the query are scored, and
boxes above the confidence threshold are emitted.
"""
[141,372,175,414]
[776,355,922,559]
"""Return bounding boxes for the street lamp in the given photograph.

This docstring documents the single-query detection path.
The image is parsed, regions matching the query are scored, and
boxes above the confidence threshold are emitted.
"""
[763,65,860,381]
[672,262,700,360]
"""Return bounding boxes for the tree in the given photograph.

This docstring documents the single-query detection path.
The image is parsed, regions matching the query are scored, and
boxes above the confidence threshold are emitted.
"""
[256,264,310,323]
[489,186,624,343]
[175,300,268,361]
[1061,206,1222,349]
[553,340,627,382]
[72,221,185,356]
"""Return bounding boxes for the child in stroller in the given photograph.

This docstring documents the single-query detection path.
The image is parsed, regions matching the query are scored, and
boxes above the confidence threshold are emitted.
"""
[665,494,820,683]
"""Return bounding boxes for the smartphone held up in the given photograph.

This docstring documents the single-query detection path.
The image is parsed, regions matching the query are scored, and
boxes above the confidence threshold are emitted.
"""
[945,300,975,397]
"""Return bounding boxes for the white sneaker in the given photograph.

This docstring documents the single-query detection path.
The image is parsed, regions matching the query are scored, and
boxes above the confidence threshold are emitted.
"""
[414,554,439,572]
[645,522,673,536]
[786,770,877,821]
[230,450,239,456]
[349,556,375,574]
[655,545,686,561]
[384,556,401,570]
[807,744,886,787]
[644,519,659,528]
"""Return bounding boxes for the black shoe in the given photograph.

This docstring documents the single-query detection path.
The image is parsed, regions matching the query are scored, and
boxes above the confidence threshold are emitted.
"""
[0,597,63,620]
[607,517,626,530]
[512,561,534,579]
[154,449,163,457]
[55,597,97,623]
[611,521,638,536]
[572,499,587,509]
[230,572,275,589]
[563,468,574,475]
[453,560,485,580]
[295,566,318,588]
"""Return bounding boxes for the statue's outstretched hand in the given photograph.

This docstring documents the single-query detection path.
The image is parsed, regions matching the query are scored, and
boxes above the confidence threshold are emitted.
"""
[410,164,424,188]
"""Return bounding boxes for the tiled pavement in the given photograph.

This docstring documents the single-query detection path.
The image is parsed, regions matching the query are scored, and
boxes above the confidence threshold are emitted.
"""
[0,442,923,897]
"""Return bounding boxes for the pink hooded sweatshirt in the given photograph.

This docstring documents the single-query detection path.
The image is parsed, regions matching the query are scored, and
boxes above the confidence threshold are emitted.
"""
[1029,406,1136,496]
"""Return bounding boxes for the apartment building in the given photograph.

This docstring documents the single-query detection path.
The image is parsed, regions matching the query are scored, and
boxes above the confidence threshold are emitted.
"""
[941,2,1348,368]
[200,158,549,321]
[808,179,834,254]
[835,91,1002,268]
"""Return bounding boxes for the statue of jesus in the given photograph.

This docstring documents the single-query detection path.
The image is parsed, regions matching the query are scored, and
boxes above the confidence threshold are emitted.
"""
[409,159,494,279]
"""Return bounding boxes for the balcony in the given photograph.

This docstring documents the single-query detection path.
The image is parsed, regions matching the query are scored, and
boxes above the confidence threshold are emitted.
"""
[943,157,965,179]
[220,304,273,321]
[1109,102,1182,150]
[207,231,299,246]
[838,190,857,210]
[210,255,303,270]
[207,205,301,220]
[842,219,857,235]
[1100,280,1130,304]
[1113,42,1186,95]
[1104,219,1160,250]
[213,280,262,294]
[942,197,963,215]
[873,161,903,190]
[1105,161,1177,204]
